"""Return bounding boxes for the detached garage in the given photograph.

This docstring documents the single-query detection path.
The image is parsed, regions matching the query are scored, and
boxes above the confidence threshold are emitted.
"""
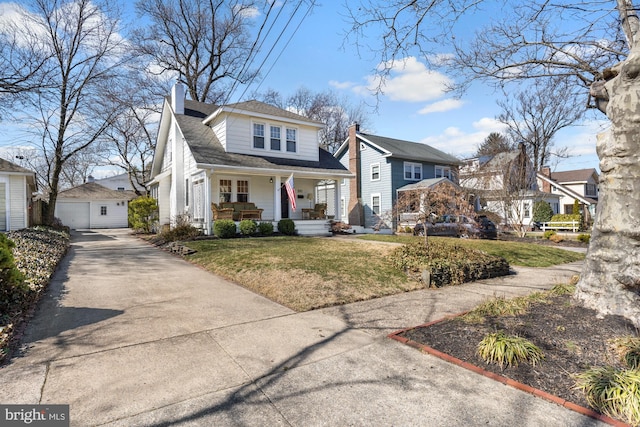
[55,182,137,229]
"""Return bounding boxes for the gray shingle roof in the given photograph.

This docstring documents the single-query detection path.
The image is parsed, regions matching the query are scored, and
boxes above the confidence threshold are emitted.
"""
[175,101,350,175]
[58,182,137,200]
[358,133,462,165]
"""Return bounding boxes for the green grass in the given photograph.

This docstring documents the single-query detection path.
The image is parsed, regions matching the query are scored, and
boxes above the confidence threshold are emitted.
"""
[185,237,418,311]
[183,235,583,312]
[357,235,584,267]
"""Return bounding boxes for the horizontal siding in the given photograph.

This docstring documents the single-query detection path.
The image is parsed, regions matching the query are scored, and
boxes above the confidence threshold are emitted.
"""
[360,143,392,228]
[90,201,129,228]
[222,113,319,162]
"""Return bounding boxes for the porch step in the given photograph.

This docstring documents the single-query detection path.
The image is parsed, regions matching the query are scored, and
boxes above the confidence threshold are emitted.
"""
[293,220,331,236]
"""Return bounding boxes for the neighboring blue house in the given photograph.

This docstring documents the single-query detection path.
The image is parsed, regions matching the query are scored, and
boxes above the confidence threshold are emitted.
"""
[334,124,462,232]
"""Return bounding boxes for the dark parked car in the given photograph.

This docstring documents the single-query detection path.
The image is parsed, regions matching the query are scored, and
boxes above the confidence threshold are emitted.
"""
[413,214,497,239]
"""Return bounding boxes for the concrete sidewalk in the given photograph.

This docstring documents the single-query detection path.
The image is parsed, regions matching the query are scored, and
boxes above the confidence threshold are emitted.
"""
[0,229,606,426]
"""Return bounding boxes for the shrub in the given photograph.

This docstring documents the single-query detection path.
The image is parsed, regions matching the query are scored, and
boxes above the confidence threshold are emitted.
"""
[390,241,509,287]
[277,219,296,235]
[477,331,544,368]
[577,233,591,243]
[543,230,556,239]
[257,222,274,236]
[549,233,564,243]
[0,234,26,316]
[214,220,237,238]
[532,201,554,223]
[161,224,201,242]
[129,196,159,233]
[239,220,257,236]
[575,366,640,426]
[330,221,352,234]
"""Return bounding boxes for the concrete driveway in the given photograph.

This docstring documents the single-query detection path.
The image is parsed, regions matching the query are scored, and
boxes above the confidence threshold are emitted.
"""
[0,229,607,426]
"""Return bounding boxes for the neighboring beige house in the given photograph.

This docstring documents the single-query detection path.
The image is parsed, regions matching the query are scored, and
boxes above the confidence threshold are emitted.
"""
[147,84,352,235]
[55,181,136,229]
[537,167,599,221]
[93,173,135,192]
[0,158,37,231]
[459,148,559,230]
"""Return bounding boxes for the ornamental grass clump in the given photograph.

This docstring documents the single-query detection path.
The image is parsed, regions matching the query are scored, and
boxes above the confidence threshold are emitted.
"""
[574,366,640,426]
[390,240,509,287]
[477,331,544,369]
[610,337,640,369]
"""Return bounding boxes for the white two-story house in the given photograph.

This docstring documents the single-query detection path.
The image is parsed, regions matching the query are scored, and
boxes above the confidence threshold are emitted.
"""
[148,84,353,235]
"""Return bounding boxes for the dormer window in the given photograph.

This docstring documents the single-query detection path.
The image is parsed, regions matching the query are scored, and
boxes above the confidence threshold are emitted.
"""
[270,126,281,151]
[286,128,297,152]
[253,123,265,149]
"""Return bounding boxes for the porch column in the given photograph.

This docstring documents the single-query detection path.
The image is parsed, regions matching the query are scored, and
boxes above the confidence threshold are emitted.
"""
[334,178,342,220]
[274,176,282,221]
[204,171,212,235]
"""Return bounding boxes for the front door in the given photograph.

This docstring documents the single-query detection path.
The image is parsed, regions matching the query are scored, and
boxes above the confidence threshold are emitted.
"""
[280,185,289,219]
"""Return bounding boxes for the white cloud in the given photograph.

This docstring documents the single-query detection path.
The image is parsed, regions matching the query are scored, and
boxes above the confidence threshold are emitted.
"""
[420,117,508,158]
[418,98,464,114]
[329,80,356,90]
[334,56,452,103]
[236,5,260,19]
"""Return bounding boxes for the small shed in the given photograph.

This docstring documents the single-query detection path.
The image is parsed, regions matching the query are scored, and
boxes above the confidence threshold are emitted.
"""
[0,158,37,231]
[55,182,137,229]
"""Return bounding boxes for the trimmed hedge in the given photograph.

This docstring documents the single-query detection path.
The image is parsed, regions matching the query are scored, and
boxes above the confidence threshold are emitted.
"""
[390,241,510,287]
[214,220,237,238]
[258,222,274,236]
[239,220,257,236]
[277,219,296,235]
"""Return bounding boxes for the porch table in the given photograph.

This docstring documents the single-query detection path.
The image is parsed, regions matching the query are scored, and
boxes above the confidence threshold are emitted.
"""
[240,210,262,220]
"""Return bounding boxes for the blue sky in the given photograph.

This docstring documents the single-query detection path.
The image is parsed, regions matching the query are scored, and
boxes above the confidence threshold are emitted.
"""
[0,0,605,175]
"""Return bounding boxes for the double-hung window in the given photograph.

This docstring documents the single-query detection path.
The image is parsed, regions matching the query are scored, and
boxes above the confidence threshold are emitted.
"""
[237,180,249,202]
[404,162,422,181]
[435,165,452,179]
[371,163,380,181]
[270,126,281,151]
[286,128,297,152]
[253,123,265,149]
[219,179,232,202]
[371,194,381,215]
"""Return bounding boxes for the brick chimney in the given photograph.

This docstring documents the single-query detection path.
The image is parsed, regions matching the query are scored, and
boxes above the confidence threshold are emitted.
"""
[171,83,185,115]
[540,166,551,193]
[347,123,363,226]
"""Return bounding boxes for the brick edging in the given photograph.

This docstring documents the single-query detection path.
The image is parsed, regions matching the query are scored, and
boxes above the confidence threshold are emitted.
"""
[388,318,629,427]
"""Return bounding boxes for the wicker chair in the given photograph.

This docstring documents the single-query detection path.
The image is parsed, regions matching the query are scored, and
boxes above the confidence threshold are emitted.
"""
[211,203,234,220]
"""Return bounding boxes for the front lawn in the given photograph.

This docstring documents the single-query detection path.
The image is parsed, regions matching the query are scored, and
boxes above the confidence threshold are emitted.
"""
[357,235,585,267]
[185,237,417,311]
[184,235,584,311]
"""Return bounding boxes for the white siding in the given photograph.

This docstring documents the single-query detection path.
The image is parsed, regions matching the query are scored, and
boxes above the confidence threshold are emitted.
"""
[218,113,319,162]
[90,201,129,228]
[211,119,227,150]
[0,182,6,231]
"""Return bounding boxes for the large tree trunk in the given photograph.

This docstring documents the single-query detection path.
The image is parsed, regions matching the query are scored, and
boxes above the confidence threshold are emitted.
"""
[575,45,640,326]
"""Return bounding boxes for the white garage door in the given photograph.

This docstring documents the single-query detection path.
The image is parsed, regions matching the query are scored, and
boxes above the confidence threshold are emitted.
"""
[57,202,90,229]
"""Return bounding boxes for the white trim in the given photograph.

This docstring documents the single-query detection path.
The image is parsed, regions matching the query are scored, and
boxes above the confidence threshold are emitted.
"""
[403,162,422,181]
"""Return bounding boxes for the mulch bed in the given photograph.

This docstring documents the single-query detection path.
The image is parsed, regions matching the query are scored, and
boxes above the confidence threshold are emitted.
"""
[396,293,637,423]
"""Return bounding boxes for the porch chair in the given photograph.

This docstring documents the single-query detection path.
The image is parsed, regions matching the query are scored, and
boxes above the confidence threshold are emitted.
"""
[211,203,234,220]
[306,203,327,219]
